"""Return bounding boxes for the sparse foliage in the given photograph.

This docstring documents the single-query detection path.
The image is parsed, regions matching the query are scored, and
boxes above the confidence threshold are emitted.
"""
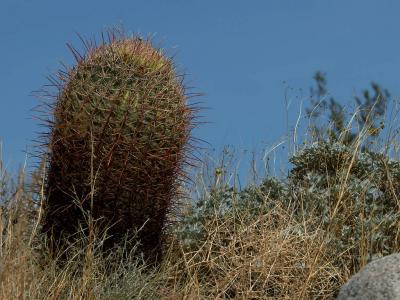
[307,71,389,146]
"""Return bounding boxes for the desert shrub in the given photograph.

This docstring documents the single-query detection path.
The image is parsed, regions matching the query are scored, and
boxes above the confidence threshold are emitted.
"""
[177,140,400,296]
[176,186,239,250]
[175,180,342,298]
[285,141,400,271]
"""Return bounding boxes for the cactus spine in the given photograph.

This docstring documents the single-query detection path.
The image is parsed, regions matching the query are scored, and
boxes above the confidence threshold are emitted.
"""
[40,31,198,264]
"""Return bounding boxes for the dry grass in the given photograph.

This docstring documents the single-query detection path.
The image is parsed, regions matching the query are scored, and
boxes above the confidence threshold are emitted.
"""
[0,160,346,300]
[172,203,342,299]
[1,107,400,299]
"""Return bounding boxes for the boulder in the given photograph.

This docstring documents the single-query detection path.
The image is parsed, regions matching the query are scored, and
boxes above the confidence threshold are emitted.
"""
[337,253,400,300]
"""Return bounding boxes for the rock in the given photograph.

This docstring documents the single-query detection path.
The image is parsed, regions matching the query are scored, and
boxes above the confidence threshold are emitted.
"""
[337,253,400,300]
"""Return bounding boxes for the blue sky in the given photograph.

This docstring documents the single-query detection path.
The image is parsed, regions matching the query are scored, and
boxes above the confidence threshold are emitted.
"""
[1,0,400,178]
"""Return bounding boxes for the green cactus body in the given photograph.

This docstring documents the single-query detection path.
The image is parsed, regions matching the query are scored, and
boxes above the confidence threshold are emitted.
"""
[41,32,196,264]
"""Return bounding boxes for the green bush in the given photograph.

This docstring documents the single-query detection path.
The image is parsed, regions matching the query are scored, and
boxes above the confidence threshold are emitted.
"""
[287,141,400,270]
[177,141,400,273]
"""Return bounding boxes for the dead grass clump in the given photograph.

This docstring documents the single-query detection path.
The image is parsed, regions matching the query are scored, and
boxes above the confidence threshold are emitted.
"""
[172,198,343,299]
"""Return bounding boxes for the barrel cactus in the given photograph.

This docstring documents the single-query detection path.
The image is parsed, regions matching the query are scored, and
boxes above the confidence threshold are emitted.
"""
[39,31,198,264]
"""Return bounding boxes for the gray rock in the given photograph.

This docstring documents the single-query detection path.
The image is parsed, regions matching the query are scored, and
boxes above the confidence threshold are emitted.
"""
[337,253,400,300]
